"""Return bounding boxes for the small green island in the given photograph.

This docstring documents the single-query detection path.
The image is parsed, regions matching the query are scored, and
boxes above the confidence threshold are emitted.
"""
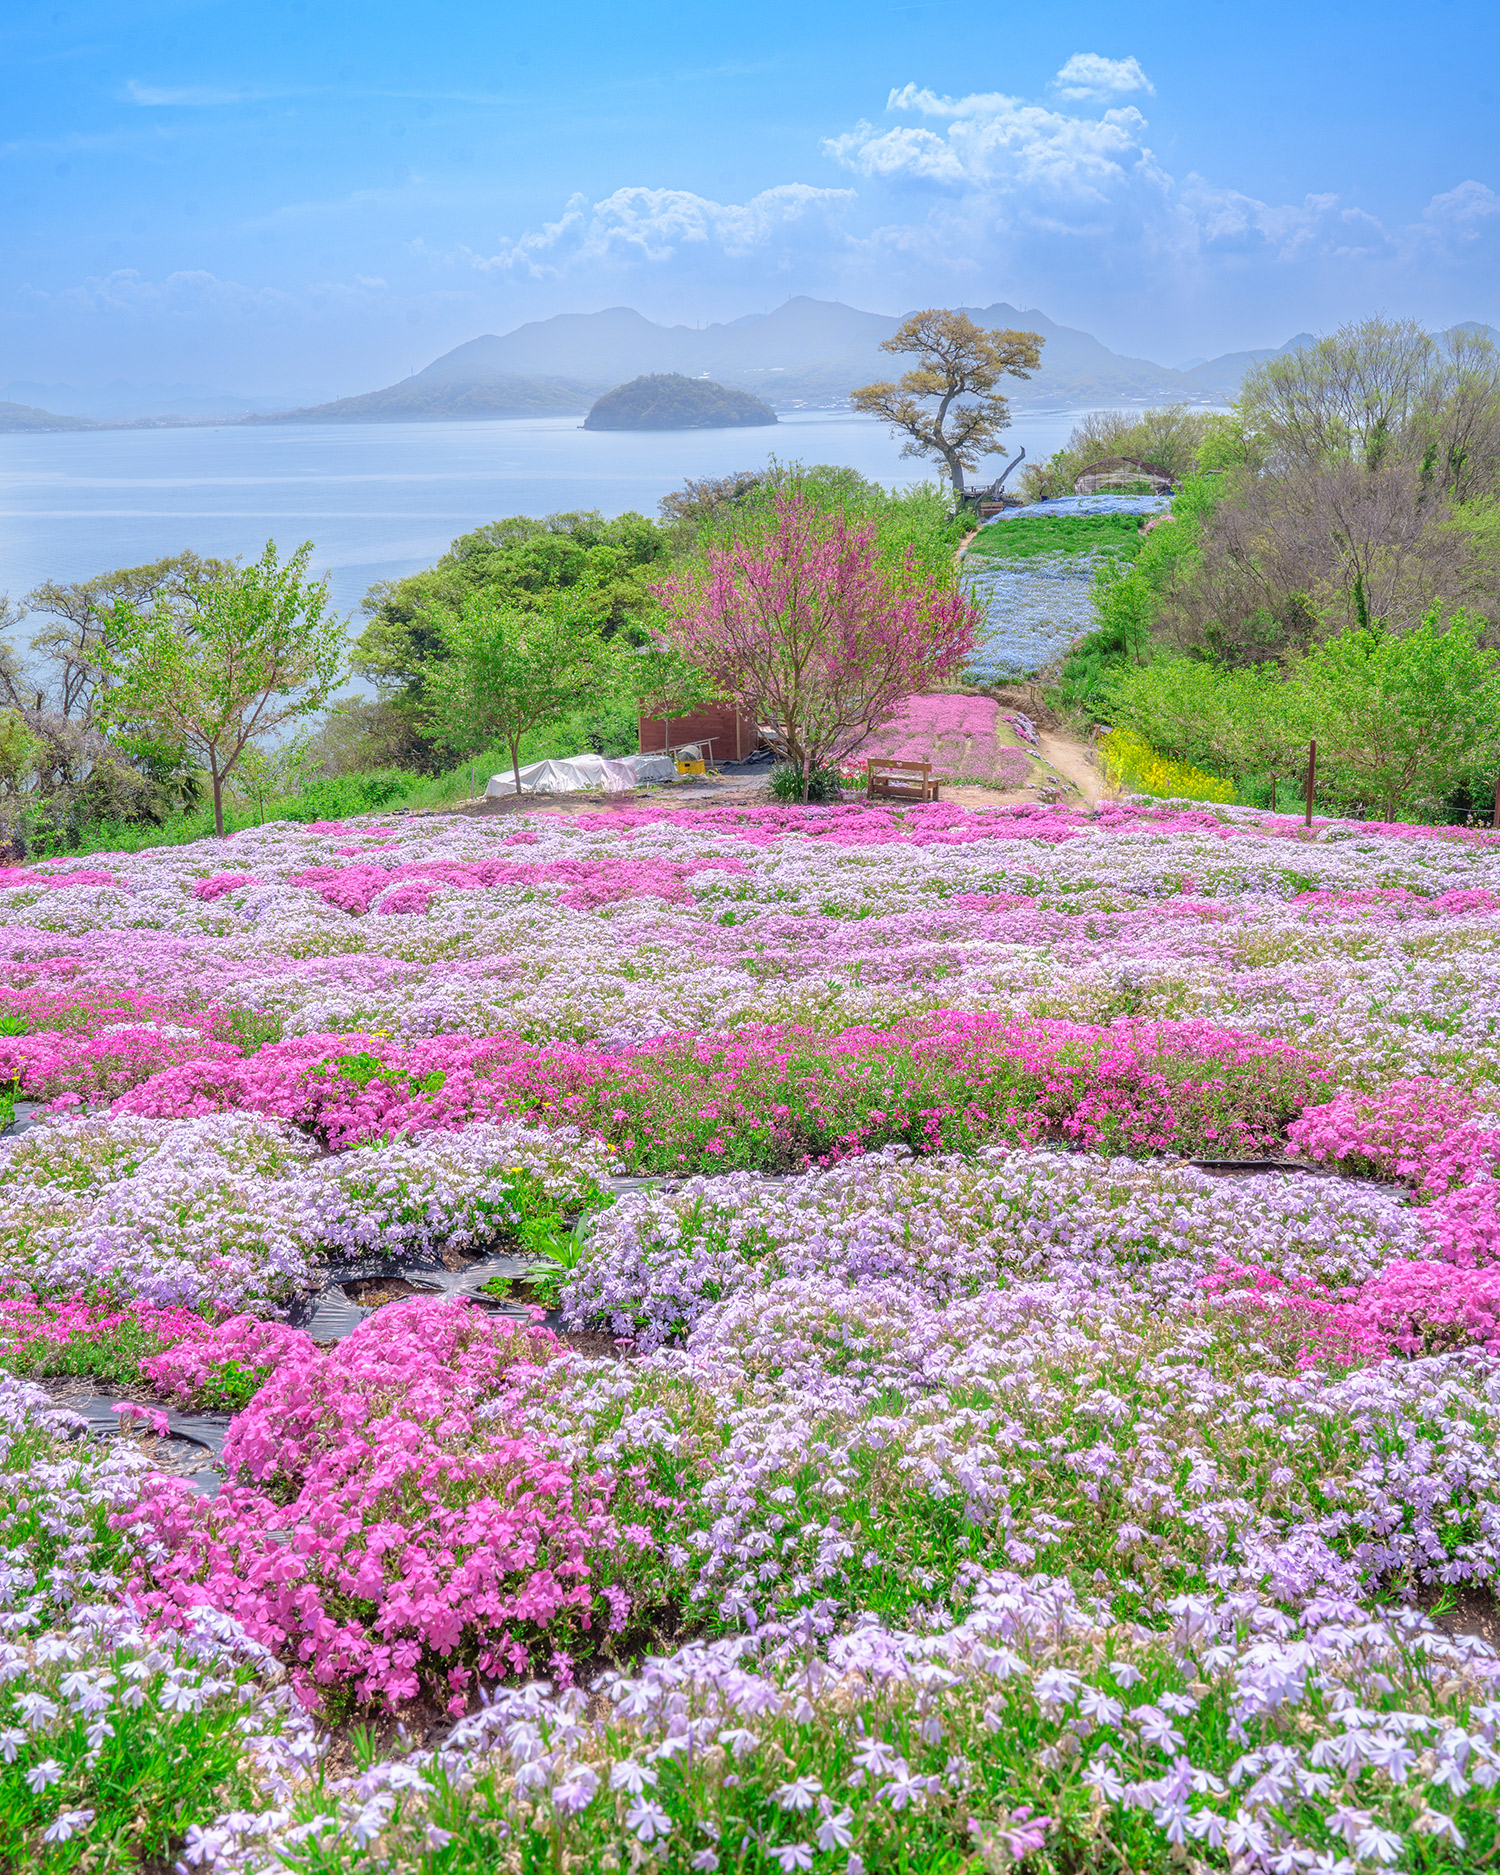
[582,372,777,431]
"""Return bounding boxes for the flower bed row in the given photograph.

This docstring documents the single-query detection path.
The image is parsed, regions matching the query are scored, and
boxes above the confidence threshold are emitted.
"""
[114,1012,1327,1171]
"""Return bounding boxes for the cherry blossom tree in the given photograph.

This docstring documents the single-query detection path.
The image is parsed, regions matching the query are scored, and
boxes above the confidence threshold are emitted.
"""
[654,495,978,800]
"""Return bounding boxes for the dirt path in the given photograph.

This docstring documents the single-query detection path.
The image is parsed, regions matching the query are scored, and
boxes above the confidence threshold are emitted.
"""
[940,726,1110,812]
[422,728,1112,821]
[1037,730,1110,806]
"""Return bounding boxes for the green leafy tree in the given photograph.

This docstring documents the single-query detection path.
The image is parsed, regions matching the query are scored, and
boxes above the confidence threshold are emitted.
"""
[1105,657,1236,771]
[690,461,967,585]
[99,541,344,837]
[353,510,668,770]
[425,592,614,795]
[14,551,238,723]
[851,310,1043,501]
[0,711,36,795]
[1242,318,1439,472]
[1213,666,1313,804]
[1291,609,1500,820]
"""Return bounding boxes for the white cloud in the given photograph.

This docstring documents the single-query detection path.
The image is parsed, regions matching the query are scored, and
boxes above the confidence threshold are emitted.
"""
[1180,180,1393,262]
[822,84,1443,279]
[826,88,1165,208]
[462,183,857,278]
[1423,179,1500,239]
[120,80,290,107]
[1053,54,1154,102]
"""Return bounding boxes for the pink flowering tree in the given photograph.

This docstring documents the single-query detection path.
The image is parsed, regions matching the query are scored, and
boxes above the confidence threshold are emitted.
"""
[652,495,979,800]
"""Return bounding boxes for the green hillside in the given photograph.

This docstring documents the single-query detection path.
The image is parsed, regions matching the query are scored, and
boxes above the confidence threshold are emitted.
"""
[0,400,96,433]
[245,376,598,424]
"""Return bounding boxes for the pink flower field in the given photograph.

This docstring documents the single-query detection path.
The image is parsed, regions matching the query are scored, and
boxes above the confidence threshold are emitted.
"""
[6,793,1500,1871]
[852,692,1033,787]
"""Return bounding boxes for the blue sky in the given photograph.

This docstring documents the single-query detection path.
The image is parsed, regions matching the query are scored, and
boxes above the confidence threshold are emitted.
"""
[4,0,1498,398]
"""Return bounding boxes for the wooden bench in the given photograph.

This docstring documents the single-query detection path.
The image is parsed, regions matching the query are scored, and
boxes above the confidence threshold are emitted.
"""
[866,757,940,803]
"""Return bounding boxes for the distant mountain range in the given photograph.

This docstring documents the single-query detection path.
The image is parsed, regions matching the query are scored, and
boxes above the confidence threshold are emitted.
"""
[249,298,1320,426]
[10,305,1496,432]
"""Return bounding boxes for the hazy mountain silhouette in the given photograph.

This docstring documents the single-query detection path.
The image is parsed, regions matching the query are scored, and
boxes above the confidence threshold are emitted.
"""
[248,299,1357,425]
[0,399,97,433]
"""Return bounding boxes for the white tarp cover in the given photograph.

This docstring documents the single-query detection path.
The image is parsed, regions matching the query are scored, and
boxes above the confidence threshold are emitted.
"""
[484,751,677,797]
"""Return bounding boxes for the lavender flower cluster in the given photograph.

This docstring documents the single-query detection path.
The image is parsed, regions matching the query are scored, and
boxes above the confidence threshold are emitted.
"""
[559,1147,1424,1348]
[0,1113,612,1311]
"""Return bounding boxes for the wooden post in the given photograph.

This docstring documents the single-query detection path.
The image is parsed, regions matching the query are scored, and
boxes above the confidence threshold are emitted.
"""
[1304,740,1316,828]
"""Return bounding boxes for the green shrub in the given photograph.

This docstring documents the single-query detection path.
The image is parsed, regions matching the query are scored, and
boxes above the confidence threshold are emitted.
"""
[1061,475,1225,712]
[768,762,844,803]
[697,461,968,587]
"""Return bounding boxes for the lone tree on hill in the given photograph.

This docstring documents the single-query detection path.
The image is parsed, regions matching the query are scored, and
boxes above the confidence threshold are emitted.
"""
[654,494,978,801]
[424,590,611,797]
[851,310,1043,503]
[99,541,344,838]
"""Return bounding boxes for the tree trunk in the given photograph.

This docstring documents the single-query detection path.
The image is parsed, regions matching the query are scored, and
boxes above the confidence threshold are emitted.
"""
[510,737,523,797]
[212,768,225,839]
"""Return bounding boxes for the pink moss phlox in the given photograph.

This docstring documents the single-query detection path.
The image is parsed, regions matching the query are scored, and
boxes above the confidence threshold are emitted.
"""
[0,1023,242,1102]
[0,1291,208,1364]
[375,879,438,916]
[192,873,260,901]
[1209,1254,1500,1363]
[115,1009,1324,1166]
[855,693,1032,789]
[284,852,753,917]
[141,1313,318,1408]
[0,866,123,891]
[215,1298,562,1489]
[564,799,1091,846]
[122,1300,640,1713]
[0,982,175,1035]
[1288,1080,1500,1196]
[1287,1076,1500,1276]
[1288,884,1500,921]
[1423,1180,1500,1269]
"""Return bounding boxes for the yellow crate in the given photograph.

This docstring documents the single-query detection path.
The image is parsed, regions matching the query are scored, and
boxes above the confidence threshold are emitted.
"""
[676,759,706,776]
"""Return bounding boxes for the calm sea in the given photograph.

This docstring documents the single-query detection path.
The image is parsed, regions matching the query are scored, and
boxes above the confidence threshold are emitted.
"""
[0,408,1092,620]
